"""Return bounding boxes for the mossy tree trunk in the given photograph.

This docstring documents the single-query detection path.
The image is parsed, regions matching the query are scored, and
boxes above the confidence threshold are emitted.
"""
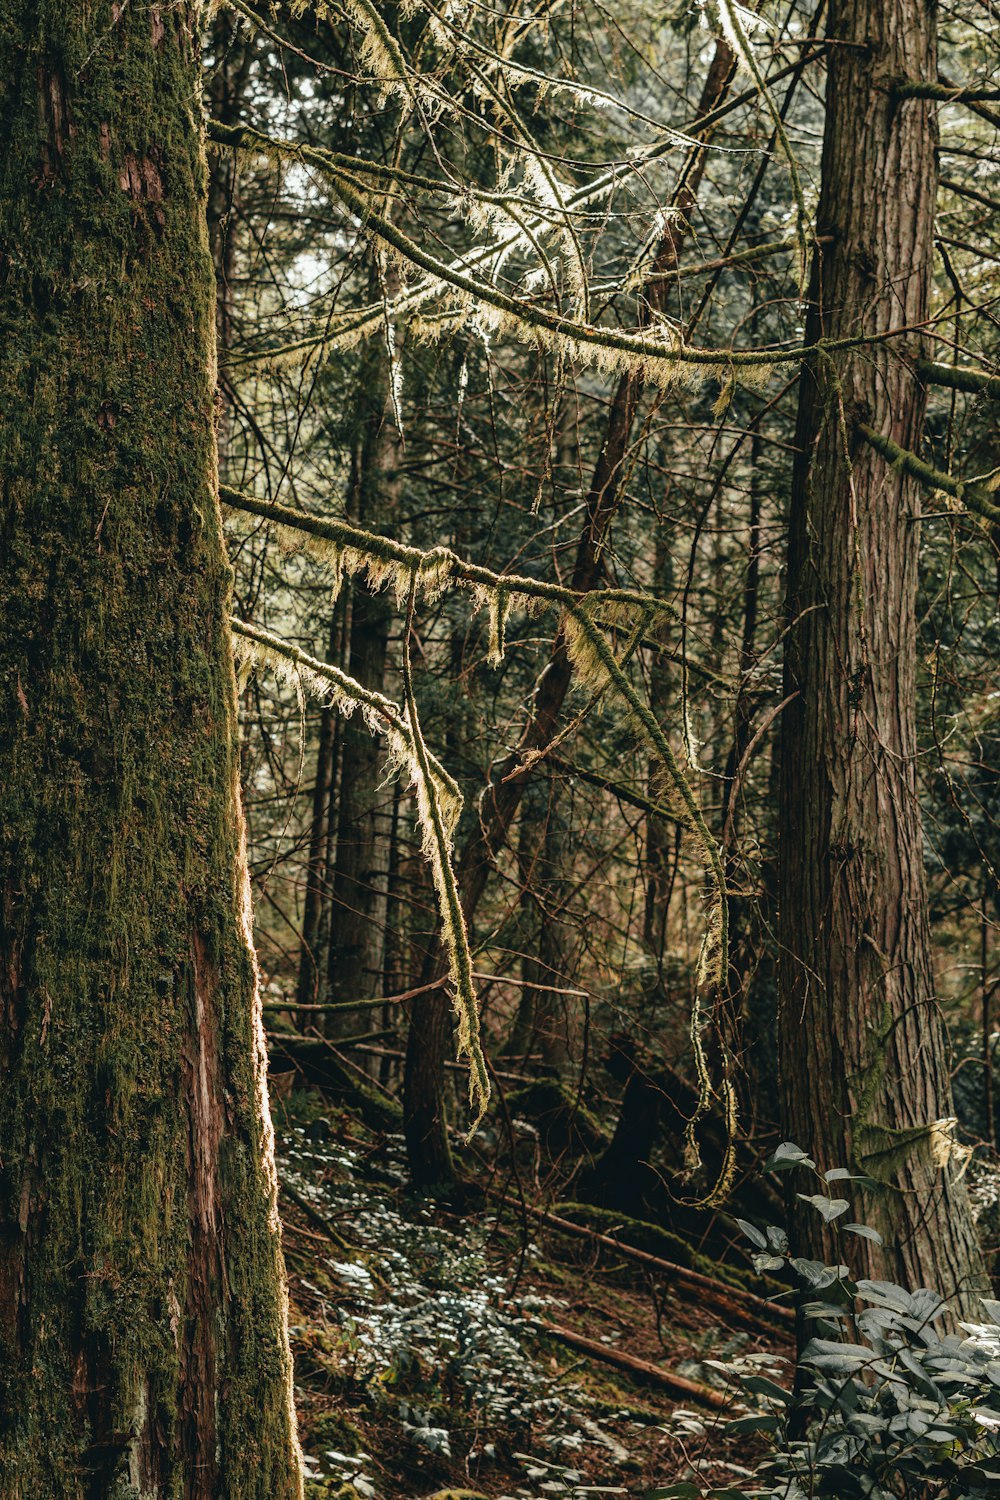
[0,4,303,1495]
[778,0,986,1306]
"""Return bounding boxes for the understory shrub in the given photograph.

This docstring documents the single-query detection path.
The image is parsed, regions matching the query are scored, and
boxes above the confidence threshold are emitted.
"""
[653,1143,1000,1500]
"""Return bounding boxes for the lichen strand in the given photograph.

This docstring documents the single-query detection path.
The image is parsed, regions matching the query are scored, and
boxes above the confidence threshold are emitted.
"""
[0,4,301,1497]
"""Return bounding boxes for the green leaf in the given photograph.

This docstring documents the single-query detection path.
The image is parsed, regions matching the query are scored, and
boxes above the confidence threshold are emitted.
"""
[801,1337,877,1374]
[844,1222,883,1243]
[764,1142,815,1172]
[735,1217,767,1249]
[797,1193,850,1222]
[724,1413,781,1435]
[740,1374,792,1404]
[792,1256,850,1288]
[856,1279,912,1313]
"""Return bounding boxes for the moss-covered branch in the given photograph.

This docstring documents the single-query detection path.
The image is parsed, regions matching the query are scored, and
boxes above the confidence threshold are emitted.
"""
[220,484,676,622]
[205,118,570,223]
[231,617,489,1123]
[211,118,919,383]
[896,79,1000,102]
[915,359,1000,400]
[401,576,489,1125]
[856,424,1000,523]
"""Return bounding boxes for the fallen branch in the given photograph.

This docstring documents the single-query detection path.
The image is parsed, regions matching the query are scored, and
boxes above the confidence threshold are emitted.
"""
[528,1318,729,1410]
[266,1024,397,1050]
[279,1178,351,1251]
[526,1204,794,1330]
[348,1042,536,1087]
[268,1031,403,1130]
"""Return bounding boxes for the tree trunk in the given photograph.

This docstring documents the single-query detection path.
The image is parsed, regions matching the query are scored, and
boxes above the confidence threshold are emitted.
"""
[295,604,344,1016]
[643,525,677,990]
[204,8,253,464]
[0,6,302,1495]
[509,778,574,1068]
[778,0,986,1306]
[325,343,397,1026]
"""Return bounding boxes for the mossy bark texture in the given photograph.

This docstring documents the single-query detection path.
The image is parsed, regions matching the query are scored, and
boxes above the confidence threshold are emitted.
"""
[778,0,986,1306]
[0,4,303,1496]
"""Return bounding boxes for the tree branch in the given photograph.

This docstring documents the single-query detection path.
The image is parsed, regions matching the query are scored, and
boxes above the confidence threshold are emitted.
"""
[856,424,1000,523]
[915,359,1000,399]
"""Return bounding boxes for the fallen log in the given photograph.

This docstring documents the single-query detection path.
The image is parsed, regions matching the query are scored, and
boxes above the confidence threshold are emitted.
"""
[279,1178,350,1251]
[528,1317,729,1410]
[348,1042,535,1087]
[267,1031,403,1131]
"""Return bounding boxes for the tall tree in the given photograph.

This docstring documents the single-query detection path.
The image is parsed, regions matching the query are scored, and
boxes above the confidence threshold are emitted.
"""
[325,337,399,1021]
[0,4,302,1493]
[778,0,986,1304]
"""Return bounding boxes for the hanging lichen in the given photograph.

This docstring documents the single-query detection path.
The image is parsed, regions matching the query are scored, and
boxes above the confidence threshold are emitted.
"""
[231,616,490,1127]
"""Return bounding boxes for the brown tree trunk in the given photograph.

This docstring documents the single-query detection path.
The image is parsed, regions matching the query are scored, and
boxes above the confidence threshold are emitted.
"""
[0,4,302,1494]
[643,524,678,989]
[205,8,253,463]
[778,0,986,1307]
[325,343,398,1026]
[509,778,575,1068]
[295,609,342,1014]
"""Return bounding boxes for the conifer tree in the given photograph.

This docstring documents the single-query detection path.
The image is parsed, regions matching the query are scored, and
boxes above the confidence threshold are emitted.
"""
[0,4,303,1492]
[778,0,988,1308]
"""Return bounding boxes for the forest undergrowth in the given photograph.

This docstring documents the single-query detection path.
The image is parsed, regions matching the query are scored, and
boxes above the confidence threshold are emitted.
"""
[274,1087,793,1500]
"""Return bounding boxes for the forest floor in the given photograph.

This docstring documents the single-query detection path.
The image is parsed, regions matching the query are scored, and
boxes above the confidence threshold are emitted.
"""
[273,1090,793,1500]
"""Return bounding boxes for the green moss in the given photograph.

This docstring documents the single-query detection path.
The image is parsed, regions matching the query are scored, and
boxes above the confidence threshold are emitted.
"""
[552,1201,764,1294]
[0,3,301,1494]
[268,1037,403,1131]
[306,1411,364,1456]
[553,1201,699,1266]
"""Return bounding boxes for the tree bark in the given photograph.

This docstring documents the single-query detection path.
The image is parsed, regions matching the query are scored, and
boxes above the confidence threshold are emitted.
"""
[296,604,344,1016]
[325,343,397,1025]
[0,5,302,1494]
[778,0,986,1307]
[509,777,575,1068]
